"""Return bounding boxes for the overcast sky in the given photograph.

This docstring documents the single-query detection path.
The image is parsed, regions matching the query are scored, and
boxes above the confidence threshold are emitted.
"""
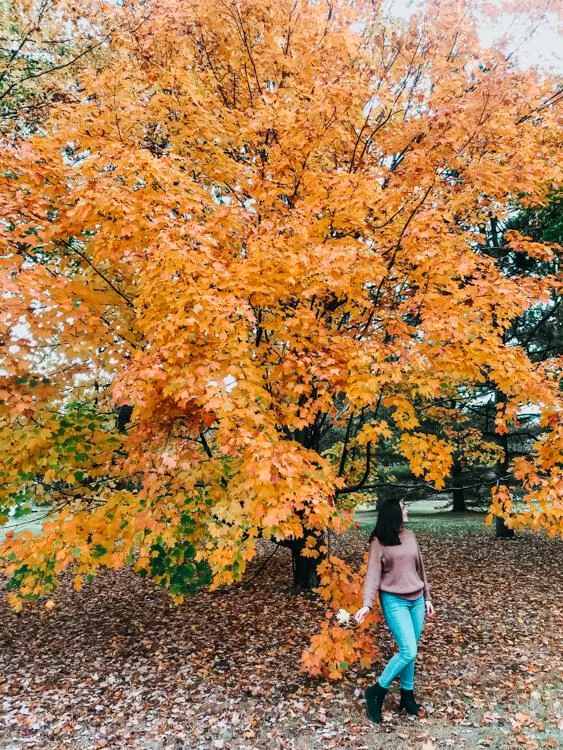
[388,0,562,73]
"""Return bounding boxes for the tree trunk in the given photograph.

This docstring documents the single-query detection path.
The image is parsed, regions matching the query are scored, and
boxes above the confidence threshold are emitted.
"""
[494,389,515,538]
[495,515,515,538]
[288,536,325,590]
[452,459,466,512]
[117,404,133,432]
[292,547,321,590]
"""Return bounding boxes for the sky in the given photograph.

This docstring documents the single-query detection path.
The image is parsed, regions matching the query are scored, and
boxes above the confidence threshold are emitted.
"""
[388,0,562,73]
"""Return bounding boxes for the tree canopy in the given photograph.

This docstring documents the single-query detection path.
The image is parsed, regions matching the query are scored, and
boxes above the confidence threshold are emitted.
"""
[1,0,561,676]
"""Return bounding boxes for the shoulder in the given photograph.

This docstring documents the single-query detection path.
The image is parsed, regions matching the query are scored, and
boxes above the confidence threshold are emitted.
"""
[400,528,417,542]
[368,536,382,551]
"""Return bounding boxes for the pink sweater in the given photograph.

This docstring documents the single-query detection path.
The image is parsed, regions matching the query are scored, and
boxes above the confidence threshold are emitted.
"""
[363,528,431,609]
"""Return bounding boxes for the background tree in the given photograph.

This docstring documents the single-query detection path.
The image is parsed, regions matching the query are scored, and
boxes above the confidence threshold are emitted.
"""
[373,193,562,522]
[481,193,561,536]
[1,0,561,676]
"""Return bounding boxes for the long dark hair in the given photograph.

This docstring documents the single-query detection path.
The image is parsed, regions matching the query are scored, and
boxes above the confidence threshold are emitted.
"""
[369,498,403,546]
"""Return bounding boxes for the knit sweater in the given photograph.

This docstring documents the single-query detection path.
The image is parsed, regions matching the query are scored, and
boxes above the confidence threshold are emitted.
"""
[363,528,431,609]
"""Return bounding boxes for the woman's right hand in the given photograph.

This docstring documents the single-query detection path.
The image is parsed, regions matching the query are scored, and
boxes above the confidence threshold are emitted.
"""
[354,606,371,624]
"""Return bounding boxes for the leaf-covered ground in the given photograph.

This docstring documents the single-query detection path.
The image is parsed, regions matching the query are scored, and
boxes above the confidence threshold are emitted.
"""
[1,514,562,750]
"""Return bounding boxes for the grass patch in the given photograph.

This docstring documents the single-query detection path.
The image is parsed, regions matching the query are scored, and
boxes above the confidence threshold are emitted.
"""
[356,510,490,538]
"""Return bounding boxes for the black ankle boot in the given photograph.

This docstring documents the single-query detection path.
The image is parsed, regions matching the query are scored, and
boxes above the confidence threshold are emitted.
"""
[364,681,388,723]
[399,688,422,716]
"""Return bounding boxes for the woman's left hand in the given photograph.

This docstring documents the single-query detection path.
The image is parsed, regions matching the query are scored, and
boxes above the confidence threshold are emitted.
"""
[425,600,435,617]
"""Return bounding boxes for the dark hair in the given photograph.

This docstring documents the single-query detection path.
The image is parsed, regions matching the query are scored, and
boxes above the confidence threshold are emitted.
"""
[369,498,403,546]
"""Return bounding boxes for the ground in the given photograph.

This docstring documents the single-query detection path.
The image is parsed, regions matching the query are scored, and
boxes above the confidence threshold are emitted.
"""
[0,510,561,749]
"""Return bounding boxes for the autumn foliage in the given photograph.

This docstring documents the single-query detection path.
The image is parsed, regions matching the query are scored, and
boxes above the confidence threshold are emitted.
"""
[0,0,561,676]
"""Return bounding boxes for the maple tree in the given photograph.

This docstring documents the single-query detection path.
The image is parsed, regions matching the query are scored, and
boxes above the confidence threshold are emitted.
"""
[1,0,562,676]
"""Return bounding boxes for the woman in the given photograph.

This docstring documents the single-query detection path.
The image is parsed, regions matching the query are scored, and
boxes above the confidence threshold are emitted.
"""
[355,498,434,723]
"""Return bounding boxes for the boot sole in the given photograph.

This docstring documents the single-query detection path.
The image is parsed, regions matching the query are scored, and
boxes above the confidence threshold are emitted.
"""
[398,704,424,717]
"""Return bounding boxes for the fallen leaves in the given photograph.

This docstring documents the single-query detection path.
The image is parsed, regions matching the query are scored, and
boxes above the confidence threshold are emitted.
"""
[0,518,561,748]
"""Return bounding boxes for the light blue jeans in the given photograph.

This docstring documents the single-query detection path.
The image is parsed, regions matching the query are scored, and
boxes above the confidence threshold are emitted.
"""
[378,592,425,690]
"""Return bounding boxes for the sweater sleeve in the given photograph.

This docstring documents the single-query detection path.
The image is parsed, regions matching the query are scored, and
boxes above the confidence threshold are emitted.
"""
[416,539,431,601]
[363,538,383,609]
